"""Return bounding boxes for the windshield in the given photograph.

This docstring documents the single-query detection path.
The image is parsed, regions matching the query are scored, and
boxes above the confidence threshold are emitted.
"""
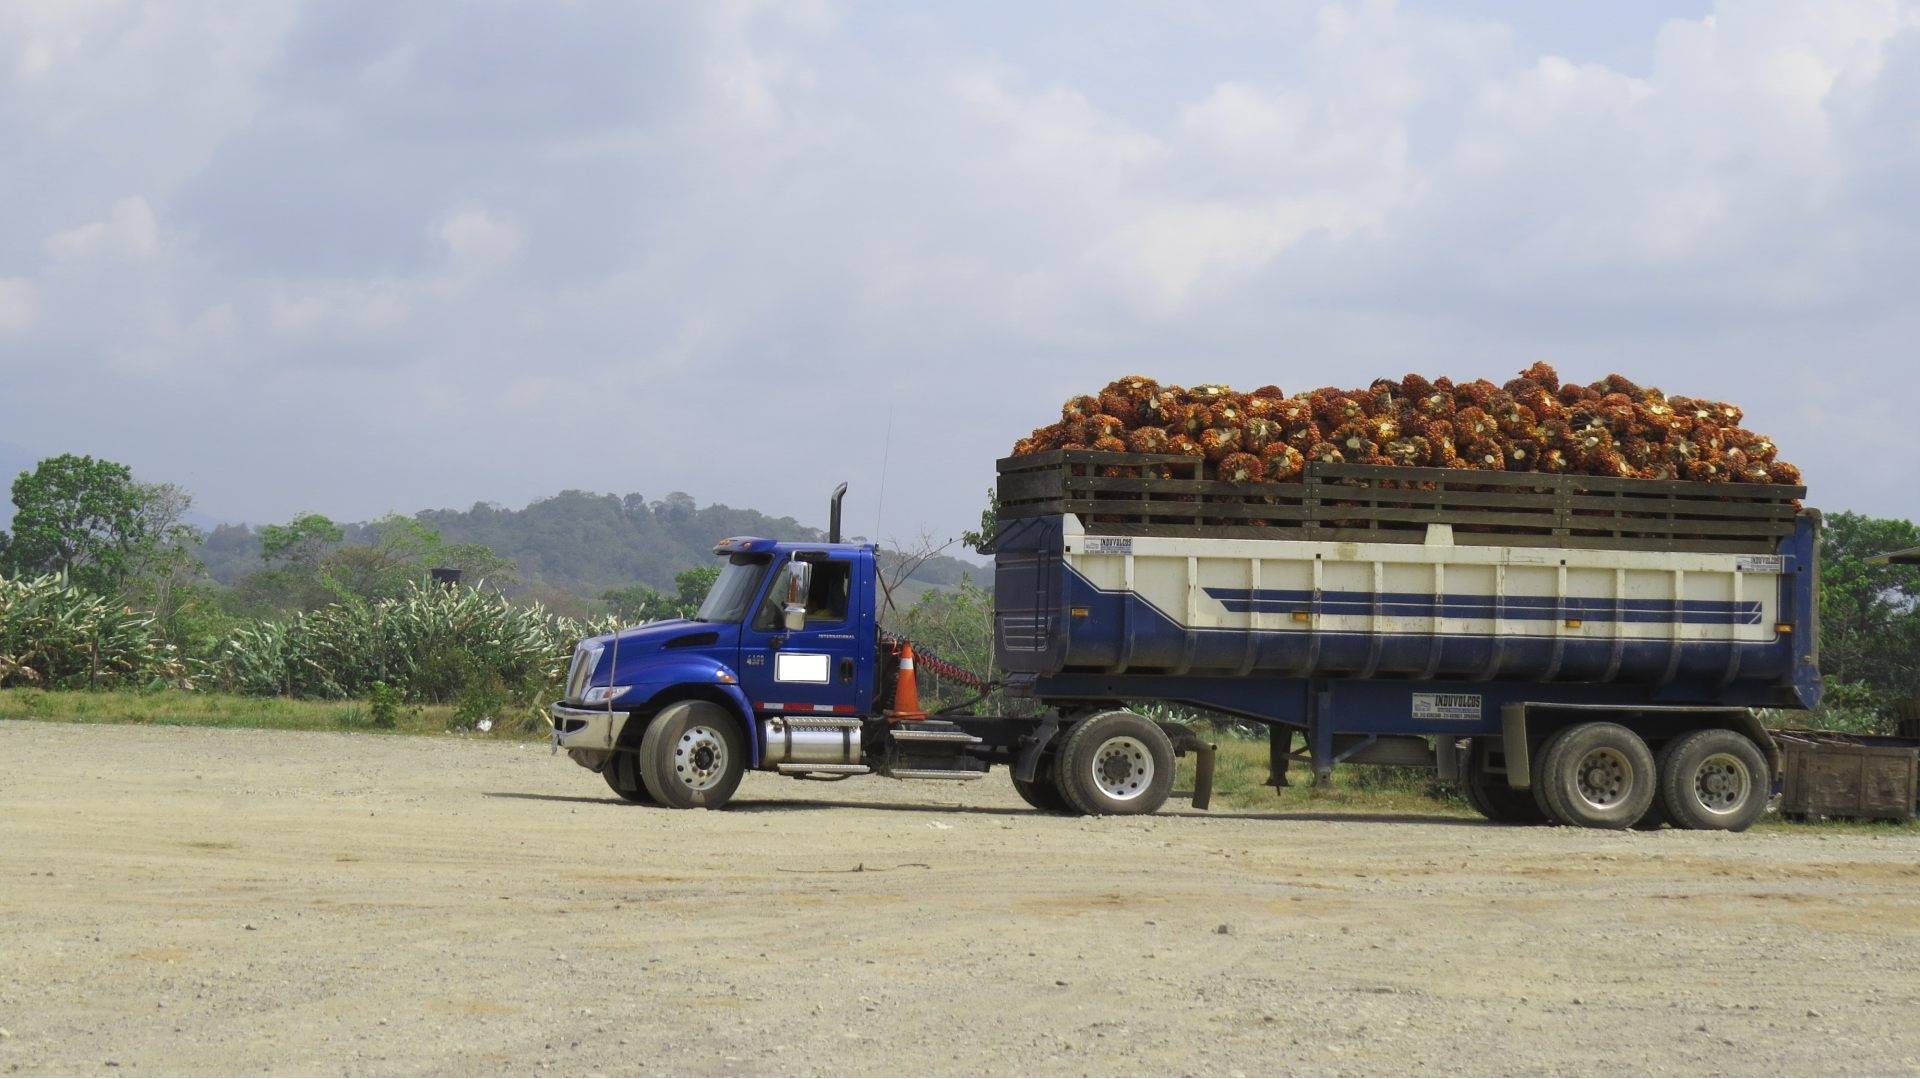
[694,555,769,623]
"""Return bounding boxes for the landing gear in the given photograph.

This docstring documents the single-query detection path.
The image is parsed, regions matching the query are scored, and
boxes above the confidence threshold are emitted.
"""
[1532,722,1657,829]
[639,701,747,809]
[1054,711,1174,816]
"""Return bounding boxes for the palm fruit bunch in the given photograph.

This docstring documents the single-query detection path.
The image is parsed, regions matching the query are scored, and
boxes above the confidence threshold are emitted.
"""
[1009,364,1800,486]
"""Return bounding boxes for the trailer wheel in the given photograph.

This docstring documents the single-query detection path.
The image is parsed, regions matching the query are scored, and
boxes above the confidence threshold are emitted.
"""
[1463,739,1546,824]
[1630,742,1679,830]
[638,701,746,810]
[1658,729,1769,832]
[1056,711,1174,816]
[603,750,655,804]
[1010,760,1075,814]
[1532,722,1656,829]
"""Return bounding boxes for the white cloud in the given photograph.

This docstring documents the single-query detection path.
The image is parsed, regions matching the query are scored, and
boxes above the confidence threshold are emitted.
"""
[437,208,523,275]
[1,1,1919,531]
[0,278,35,331]
[44,196,159,261]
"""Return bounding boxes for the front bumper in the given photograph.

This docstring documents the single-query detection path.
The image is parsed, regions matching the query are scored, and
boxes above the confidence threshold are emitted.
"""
[549,702,632,754]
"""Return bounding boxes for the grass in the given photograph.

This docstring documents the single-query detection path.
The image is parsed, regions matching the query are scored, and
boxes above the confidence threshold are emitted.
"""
[1195,736,1473,816]
[0,687,474,738]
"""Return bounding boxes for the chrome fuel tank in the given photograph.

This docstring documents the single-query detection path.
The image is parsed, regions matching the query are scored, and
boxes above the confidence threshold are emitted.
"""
[761,716,862,767]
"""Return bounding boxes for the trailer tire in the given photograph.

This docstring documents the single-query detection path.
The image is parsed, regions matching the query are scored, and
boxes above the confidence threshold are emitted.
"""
[1055,711,1174,816]
[1631,742,1681,830]
[638,700,746,810]
[1532,722,1657,829]
[603,749,655,804]
[1658,729,1769,832]
[1011,760,1075,814]
[1463,739,1546,824]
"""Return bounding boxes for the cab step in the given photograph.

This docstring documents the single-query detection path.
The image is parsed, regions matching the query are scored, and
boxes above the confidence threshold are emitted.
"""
[886,721,983,746]
[775,763,871,775]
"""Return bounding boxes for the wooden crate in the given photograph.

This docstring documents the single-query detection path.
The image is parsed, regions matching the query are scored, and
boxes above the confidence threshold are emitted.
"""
[996,451,1805,553]
[1774,730,1919,822]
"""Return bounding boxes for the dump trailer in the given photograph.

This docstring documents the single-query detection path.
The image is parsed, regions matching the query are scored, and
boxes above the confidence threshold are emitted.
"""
[551,455,1819,830]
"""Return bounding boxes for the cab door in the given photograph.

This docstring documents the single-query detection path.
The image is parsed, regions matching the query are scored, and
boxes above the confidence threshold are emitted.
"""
[736,552,868,717]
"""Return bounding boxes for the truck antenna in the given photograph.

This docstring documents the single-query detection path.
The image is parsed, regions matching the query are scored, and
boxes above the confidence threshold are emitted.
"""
[872,406,893,544]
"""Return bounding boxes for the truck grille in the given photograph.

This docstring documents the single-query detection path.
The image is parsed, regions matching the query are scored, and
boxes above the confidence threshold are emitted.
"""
[565,644,602,702]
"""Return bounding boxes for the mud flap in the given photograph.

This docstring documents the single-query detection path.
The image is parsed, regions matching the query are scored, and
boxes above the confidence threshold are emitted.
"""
[1156,722,1217,811]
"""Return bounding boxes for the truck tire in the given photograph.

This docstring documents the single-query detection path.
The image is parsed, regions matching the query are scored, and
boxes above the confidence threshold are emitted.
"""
[1532,722,1657,829]
[1055,711,1175,816]
[603,750,655,804]
[1630,742,1679,830]
[1658,729,1770,832]
[1463,739,1547,824]
[1010,761,1075,814]
[638,701,746,810]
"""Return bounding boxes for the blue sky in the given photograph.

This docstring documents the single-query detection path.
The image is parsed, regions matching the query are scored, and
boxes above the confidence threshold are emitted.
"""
[1,1,1916,543]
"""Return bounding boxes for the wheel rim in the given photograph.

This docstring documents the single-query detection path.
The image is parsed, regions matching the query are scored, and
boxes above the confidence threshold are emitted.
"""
[1693,752,1753,816]
[675,725,728,791]
[1090,735,1153,801]
[1573,746,1634,811]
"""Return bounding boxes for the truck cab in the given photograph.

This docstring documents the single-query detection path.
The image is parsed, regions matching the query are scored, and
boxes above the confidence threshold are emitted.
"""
[550,537,883,790]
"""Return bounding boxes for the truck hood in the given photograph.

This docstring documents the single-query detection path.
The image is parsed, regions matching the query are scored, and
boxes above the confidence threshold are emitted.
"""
[587,618,732,659]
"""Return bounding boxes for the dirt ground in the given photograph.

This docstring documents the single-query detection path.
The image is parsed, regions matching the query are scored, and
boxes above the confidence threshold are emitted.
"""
[3,720,1920,1077]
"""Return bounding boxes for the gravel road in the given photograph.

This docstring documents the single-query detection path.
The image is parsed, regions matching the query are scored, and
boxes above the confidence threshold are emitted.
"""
[3,719,1919,1076]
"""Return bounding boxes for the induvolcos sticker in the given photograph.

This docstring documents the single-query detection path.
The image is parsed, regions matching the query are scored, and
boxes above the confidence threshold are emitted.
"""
[1412,692,1483,721]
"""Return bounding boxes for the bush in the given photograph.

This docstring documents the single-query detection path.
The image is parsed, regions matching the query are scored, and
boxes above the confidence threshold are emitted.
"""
[218,582,614,710]
[368,681,405,729]
[0,572,187,689]
[1790,679,1888,735]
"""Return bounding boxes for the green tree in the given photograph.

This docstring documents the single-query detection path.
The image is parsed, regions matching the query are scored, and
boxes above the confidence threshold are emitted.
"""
[1814,511,1920,728]
[236,512,344,614]
[259,513,343,570]
[671,565,720,616]
[600,564,719,623]
[960,487,999,554]
[433,541,519,589]
[3,455,170,596]
[601,582,667,622]
[122,480,212,649]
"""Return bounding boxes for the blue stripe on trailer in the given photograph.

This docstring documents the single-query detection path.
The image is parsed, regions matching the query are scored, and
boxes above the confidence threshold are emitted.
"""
[1204,588,1764,625]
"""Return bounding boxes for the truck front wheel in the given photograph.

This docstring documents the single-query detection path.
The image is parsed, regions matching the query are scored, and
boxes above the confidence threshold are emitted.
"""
[1532,722,1657,829]
[1056,712,1174,816]
[1658,729,1769,832]
[603,750,656,804]
[638,701,747,810]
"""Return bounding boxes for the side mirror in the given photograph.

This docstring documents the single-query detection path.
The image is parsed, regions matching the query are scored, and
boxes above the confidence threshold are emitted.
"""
[781,561,812,632]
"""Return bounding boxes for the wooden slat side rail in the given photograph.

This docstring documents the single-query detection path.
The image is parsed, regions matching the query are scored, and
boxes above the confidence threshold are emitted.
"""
[996,451,1807,553]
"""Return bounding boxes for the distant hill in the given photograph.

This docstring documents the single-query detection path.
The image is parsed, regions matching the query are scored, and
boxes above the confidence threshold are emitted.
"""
[198,489,989,609]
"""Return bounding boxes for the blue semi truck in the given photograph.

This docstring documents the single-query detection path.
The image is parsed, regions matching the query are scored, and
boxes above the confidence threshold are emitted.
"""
[551,454,1819,830]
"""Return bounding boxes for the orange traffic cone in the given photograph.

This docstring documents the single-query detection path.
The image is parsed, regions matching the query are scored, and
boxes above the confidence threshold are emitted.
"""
[888,641,926,721]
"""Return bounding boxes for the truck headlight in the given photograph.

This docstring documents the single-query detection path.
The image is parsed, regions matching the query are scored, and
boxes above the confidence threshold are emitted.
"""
[581,685,631,706]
